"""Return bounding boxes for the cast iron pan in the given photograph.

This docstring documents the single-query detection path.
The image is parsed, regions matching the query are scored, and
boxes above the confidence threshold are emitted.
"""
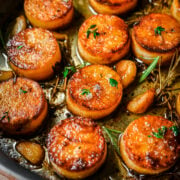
[0,0,43,179]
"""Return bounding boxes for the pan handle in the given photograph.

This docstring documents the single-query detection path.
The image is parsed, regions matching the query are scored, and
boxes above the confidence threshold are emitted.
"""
[0,150,44,180]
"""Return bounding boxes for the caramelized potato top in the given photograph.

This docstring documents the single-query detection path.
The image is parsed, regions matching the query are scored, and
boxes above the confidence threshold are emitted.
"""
[96,0,134,5]
[67,65,122,111]
[78,14,129,57]
[7,28,59,70]
[123,115,180,169]
[24,0,73,21]
[47,117,106,171]
[133,13,180,52]
[0,78,45,125]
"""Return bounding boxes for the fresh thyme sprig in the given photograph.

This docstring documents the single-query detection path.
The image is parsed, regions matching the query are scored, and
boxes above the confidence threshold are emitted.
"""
[102,126,121,156]
[139,56,160,83]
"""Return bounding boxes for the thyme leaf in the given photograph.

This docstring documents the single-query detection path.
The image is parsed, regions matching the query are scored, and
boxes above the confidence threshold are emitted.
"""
[152,126,167,139]
[86,29,91,38]
[0,116,6,121]
[89,24,96,29]
[81,89,91,96]
[63,66,76,78]
[0,112,10,122]
[109,78,118,88]
[155,26,165,35]
[93,28,100,39]
[170,126,179,137]
[17,45,23,49]
[86,24,99,39]
[19,87,28,94]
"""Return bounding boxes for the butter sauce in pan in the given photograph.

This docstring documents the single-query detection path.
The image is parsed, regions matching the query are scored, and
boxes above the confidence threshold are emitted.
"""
[0,0,180,179]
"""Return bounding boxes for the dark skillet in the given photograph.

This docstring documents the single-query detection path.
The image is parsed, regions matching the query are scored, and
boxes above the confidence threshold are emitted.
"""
[0,0,43,179]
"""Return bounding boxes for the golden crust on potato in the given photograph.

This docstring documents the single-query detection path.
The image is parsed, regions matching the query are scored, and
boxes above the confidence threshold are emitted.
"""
[78,14,130,64]
[120,115,180,174]
[0,77,47,135]
[66,65,123,119]
[7,28,61,81]
[47,117,107,179]
[132,13,180,65]
[24,0,74,29]
[89,0,138,15]
[171,0,180,22]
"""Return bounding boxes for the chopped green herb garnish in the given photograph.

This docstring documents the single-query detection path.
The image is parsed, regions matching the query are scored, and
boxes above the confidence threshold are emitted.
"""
[89,24,96,29]
[93,28,100,39]
[139,56,160,83]
[81,89,91,96]
[17,45,23,49]
[170,126,179,137]
[0,112,10,122]
[19,87,28,94]
[0,115,6,121]
[86,24,100,39]
[152,126,167,139]
[86,29,91,38]
[109,78,118,88]
[147,135,152,138]
[155,26,165,35]
[63,68,69,78]
[63,66,76,78]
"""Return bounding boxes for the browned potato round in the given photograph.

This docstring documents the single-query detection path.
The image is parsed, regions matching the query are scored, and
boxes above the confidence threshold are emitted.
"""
[78,14,130,64]
[24,0,74,30]
[115,60,137,88]
[171,0,180,22]
[89,0,138,15]
[16,141,45,165]
[66,65,123,119]
[120,115,180,174]
[176,93,180,116]
[127,88,155,114]
[0,77,48,135]
[47,117,107,179]
[7,28,61,81]
[132,13,180,65]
